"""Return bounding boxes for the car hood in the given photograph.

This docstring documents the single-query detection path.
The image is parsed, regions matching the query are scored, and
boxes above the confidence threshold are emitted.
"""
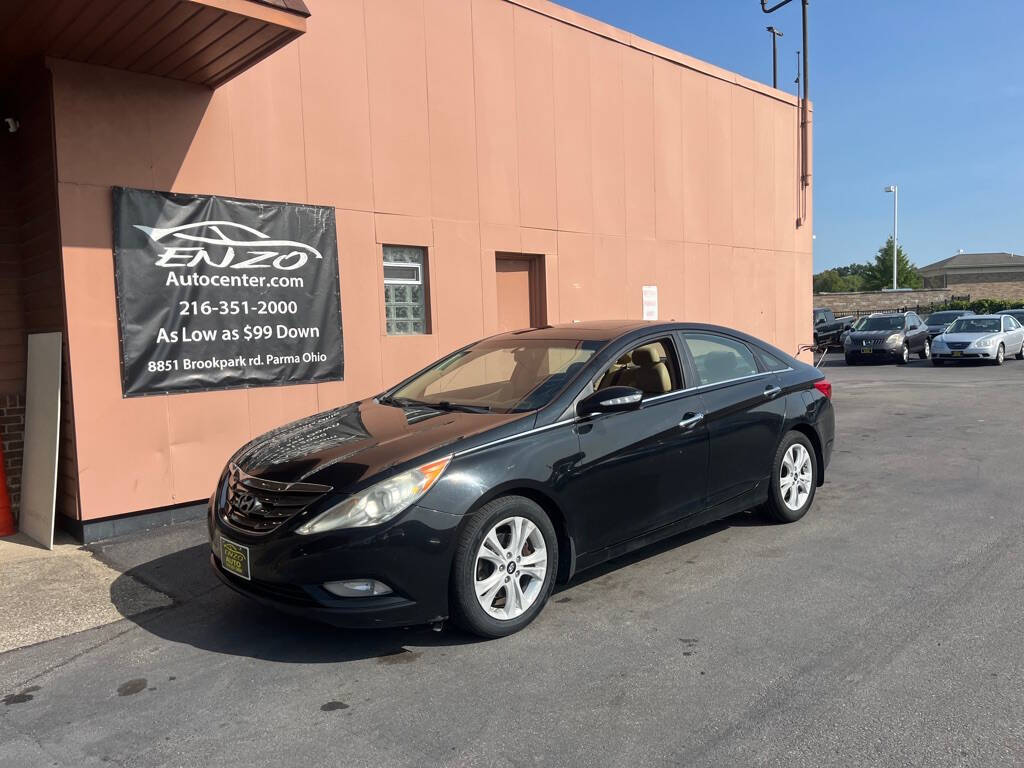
[936,332,999,345]
[848,330,902,341]
[926,324,951,332]
[230,399,530,489]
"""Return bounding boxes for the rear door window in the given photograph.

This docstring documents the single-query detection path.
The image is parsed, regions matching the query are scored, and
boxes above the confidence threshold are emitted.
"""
[683,334,760,386]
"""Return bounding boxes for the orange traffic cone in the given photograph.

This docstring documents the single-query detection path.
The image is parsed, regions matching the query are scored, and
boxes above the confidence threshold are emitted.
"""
[0,440,15,537]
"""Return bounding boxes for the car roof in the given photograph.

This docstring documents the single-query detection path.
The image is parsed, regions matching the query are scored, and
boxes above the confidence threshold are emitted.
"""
[489,320,790,349]
[996,309,1024,314]
[960,314,1005,320]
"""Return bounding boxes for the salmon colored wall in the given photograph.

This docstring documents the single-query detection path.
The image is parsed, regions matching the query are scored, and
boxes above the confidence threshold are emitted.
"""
[48,0,813,521]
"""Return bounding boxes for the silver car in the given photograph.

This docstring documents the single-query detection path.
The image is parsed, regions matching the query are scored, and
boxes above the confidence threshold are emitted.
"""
[931,314,1024,365]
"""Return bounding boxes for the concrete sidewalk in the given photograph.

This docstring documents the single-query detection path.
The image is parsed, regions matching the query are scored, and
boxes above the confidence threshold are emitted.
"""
[0,531,171,654]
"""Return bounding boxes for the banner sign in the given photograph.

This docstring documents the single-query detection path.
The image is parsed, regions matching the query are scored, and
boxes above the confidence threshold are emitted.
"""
[113,188,343,397]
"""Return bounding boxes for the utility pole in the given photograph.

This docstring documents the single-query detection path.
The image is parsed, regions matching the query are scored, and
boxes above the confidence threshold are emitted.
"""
[885,185,899,289]
[766,26,784,88]
[761,0,811,226]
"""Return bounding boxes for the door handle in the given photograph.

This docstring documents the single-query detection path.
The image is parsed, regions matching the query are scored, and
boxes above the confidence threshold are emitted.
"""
[763,385,782,399]
[679,412,704,430]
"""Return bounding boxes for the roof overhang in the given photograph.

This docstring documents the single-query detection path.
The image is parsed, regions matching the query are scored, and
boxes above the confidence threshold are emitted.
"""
[0,0,308,89]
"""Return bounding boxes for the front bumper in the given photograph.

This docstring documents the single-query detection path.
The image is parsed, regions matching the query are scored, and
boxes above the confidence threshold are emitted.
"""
[845,344,900,359]
[932,347,994,360]
[208,501,463,629]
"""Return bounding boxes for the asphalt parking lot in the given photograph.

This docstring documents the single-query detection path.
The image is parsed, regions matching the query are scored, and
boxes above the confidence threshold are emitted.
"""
[2,354,1022,768]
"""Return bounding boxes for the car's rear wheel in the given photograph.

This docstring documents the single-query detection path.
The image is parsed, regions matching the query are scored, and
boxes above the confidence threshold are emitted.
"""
[919,339,931,360]
[763,431,818,524]
[897,343,910,364]
[993,344,1005,366]
[450,495,557,638]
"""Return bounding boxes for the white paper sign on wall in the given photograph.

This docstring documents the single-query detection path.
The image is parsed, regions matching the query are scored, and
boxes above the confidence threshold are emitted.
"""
[642,285,658,321]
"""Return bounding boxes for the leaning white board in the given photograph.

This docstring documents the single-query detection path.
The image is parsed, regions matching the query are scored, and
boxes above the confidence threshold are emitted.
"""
[20,332,62,550]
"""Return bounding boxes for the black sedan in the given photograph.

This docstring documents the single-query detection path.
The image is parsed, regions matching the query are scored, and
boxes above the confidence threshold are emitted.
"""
[923,309,975,339]
[209,321,835,637]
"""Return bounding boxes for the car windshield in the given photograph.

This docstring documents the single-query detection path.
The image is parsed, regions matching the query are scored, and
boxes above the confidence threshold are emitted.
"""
[948,318,1001,334]
[389,338,604,413]
[850,316,868,330]
[861,316,904,331]
[924,311,963,325]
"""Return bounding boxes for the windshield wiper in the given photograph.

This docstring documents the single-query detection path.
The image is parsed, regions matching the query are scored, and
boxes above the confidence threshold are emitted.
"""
[379,394,430,408]
[435,401,492,413]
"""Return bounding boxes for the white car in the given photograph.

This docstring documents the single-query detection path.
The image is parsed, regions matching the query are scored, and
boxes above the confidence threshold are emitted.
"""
[931,314,1024,365]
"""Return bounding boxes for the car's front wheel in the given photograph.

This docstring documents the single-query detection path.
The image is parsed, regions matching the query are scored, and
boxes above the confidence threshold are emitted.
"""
[919,339,931,360]
[993,344,1005,366]
[1016,339,1024,360]
[897,343,910,364]
[450,495,558,638]
[763,431,817,523]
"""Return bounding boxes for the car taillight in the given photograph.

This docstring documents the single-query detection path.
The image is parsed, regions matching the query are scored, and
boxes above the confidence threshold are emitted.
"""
[813,379,832,399]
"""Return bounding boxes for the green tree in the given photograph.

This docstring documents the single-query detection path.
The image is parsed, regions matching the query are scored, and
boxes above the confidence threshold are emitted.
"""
[813,268,866,293]
[862,237,922,290]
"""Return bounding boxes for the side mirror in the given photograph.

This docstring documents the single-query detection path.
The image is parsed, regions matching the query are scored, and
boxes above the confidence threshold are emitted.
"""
[577,386,643,417]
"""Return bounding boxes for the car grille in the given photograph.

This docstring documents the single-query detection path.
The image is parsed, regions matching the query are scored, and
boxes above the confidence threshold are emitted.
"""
[947,342,970,350]
[222,464,332,535]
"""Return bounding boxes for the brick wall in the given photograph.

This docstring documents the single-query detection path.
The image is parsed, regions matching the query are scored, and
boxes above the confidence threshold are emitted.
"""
[945,277,1024,302]
[813,289,954,316]
[0,392,25,519]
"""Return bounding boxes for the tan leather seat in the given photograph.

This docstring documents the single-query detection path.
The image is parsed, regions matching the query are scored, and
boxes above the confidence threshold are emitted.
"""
[630,345,671,394]
[597,353,633,390]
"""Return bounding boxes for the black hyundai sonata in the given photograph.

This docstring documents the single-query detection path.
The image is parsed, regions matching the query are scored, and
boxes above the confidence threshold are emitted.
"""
[209,321,834,637]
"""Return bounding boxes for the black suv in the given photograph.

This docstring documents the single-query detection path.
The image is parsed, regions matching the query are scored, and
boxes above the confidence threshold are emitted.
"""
[843,311,931,364]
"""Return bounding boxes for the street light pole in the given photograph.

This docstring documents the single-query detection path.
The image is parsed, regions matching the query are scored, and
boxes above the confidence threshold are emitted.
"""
[766,26,783,88]
[885,185,899,289]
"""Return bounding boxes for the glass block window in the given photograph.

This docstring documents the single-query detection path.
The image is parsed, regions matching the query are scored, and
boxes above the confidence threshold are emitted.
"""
[383,245,429,335]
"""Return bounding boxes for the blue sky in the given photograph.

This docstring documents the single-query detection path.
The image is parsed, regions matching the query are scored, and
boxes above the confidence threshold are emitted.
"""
[559,0,1024,272]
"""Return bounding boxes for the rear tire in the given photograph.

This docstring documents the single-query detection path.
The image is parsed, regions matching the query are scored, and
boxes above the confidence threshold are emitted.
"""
[762,431,818,524]
[450,495,558,638]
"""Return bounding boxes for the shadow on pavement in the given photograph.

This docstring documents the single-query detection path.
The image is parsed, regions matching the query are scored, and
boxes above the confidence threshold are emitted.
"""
[108,543,476,663]
[108,510,772,661]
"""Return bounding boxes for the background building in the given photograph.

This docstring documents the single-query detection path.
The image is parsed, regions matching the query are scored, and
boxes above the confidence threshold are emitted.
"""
[919,252,1024,300]
[0,0,812,537]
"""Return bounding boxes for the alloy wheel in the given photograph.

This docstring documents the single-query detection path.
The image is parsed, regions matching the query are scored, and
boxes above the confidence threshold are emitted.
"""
[474,516,548,620]
[923,339,930,359]
[901,344,909,363]
[996,345,1004,364]
[780,443,813,512]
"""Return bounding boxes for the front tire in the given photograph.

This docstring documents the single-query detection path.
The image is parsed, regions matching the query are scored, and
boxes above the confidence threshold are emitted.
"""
[1015,339,1024,360]
[450,496,558,638]
[932,358,944,366]
[993,344,1005,366]
[897,343,910,364]
[919,339,931,360]
[763,431,818,524]
[845,354,857,366]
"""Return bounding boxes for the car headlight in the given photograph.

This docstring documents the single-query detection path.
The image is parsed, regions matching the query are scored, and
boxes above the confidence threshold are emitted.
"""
[975,338,993,348]
[885,333,902,345]
[296,456,452,534]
